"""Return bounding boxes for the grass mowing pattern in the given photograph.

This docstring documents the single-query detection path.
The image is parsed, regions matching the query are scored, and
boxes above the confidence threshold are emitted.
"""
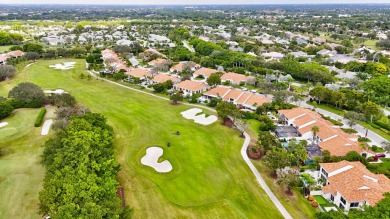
[0,59,283,219]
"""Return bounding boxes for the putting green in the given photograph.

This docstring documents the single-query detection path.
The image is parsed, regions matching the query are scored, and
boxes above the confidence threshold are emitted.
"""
[0,59,284,219]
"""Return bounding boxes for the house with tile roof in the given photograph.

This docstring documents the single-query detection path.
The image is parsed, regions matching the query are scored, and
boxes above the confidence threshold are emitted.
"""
[203,86,270,110]
[101,49,129,73]
[170,61,200,73]
[149,74,181,84]
[192,67,218,79]
[125,68,153,80]
[278,107,369,157]
[318,161,390,212]
[221,72,255,85]
[173,80,209,96]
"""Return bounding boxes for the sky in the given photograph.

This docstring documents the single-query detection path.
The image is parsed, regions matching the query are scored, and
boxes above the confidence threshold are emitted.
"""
[0,0,389,5]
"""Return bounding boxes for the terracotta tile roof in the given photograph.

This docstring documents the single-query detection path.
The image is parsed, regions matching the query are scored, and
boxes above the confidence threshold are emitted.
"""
[279,108,314,120]
[6,50,24,57]
[125,68,152,78]
[0,55,7,62]
[280,107,367,157]
[221,72,254,84]
[223,89,244,101]
[149,58,169,66]
[318,136,363,156]
[203,86,231,97]
[193,67,217,78]
[174,80,209,92]
[321,161,390,206]
[204,86,270,107]
[235,92,252,104]
[170,62,200,72]
[151,74,180,83]
[241,94,270,107]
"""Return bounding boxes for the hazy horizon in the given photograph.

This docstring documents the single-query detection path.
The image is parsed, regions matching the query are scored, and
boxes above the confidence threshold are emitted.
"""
[0,0,389,5]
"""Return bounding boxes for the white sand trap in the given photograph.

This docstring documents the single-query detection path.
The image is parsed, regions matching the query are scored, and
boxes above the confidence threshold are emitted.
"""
[41,119,53,136]
[0,122,8,128]
[49,62,76,70]
[181,108,218,125]
[141,147,172,173]
[44,89,66,94]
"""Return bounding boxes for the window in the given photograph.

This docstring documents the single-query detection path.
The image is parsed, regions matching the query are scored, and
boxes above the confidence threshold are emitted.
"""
[330,194,334,202]
[350,202,359,208]
[339,203,345,209]
[321,168,328,177]
[340,196,346,205]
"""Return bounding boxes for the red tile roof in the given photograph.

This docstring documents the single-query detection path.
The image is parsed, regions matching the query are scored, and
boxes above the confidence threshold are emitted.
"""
[321,161,390,206]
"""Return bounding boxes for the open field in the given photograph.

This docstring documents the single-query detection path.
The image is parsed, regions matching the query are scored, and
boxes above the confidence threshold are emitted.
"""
[0,59,286,219]
[0,107,55,219]
[0,45,14,53]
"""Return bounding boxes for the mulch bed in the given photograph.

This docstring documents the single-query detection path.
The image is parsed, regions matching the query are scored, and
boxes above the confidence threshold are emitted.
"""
[223,118,233,128]
[117,187,126,207]
[247,145,263,160]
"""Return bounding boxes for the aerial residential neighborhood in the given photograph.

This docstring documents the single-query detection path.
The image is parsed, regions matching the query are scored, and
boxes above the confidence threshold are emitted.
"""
[0,1,390,219]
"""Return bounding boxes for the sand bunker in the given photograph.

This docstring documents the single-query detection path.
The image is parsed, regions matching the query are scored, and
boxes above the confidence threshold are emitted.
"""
[181,108,217,125]
[0,122,8,128]
[41,119,53,136]
[44,89,66,94]
[141,147,172,173]
[49,62,76,70]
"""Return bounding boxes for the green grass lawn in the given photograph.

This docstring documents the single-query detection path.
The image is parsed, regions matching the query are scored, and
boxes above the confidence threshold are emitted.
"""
[0,45,15,53]
[0,59,286,219]
[0,107,56,219]
[367,158,390,176]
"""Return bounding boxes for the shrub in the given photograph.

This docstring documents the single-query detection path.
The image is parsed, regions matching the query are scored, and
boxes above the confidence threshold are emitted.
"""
[308,195,315,201]
[367,157,375,162]
[358,137,371,142]
[373,121,390,131]
[340,128,358,134]
[34,108,47,127]
[8,82,45,108]
[311,201,319,208]
[0,101,13,120]
[368,122,381,129]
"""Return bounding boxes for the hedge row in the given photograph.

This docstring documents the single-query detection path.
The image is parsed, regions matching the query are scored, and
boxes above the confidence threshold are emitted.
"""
[373,121,390,131]
[34,108,46,127]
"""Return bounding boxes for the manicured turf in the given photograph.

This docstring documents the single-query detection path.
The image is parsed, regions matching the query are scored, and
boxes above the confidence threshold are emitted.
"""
[0,107,55,219]
[0,59,284,219]
[0,45,14,53]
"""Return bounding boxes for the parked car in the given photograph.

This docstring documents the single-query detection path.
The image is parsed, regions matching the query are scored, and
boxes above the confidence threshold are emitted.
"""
[373,153,386,161]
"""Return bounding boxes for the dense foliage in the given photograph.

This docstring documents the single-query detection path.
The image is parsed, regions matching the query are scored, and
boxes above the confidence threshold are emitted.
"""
[8,82,46,108]
[39,113,128,218]
[0,65,16,81]
[34,108,47,127]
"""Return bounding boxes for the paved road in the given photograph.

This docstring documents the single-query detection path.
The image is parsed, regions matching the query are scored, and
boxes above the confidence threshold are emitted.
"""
[241,132,293,219]
[88,70,291,219]
[295,100,389,147]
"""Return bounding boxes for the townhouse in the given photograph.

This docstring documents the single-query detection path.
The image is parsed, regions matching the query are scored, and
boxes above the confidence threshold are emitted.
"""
[278,107,369,157]
[125,68,153,81]
[318,161,390,212]
[149,74,181,84]
[220,72,255,85]
[173,80,209,96]
[192,67,218,79]
[203,86,270,110]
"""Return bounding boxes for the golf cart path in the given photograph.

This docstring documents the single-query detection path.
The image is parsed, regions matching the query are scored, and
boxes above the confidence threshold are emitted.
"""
[241,132,293,219]
[87,70,291,218]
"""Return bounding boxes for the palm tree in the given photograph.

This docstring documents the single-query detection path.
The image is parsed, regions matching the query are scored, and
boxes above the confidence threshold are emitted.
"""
[311,126,319,143]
